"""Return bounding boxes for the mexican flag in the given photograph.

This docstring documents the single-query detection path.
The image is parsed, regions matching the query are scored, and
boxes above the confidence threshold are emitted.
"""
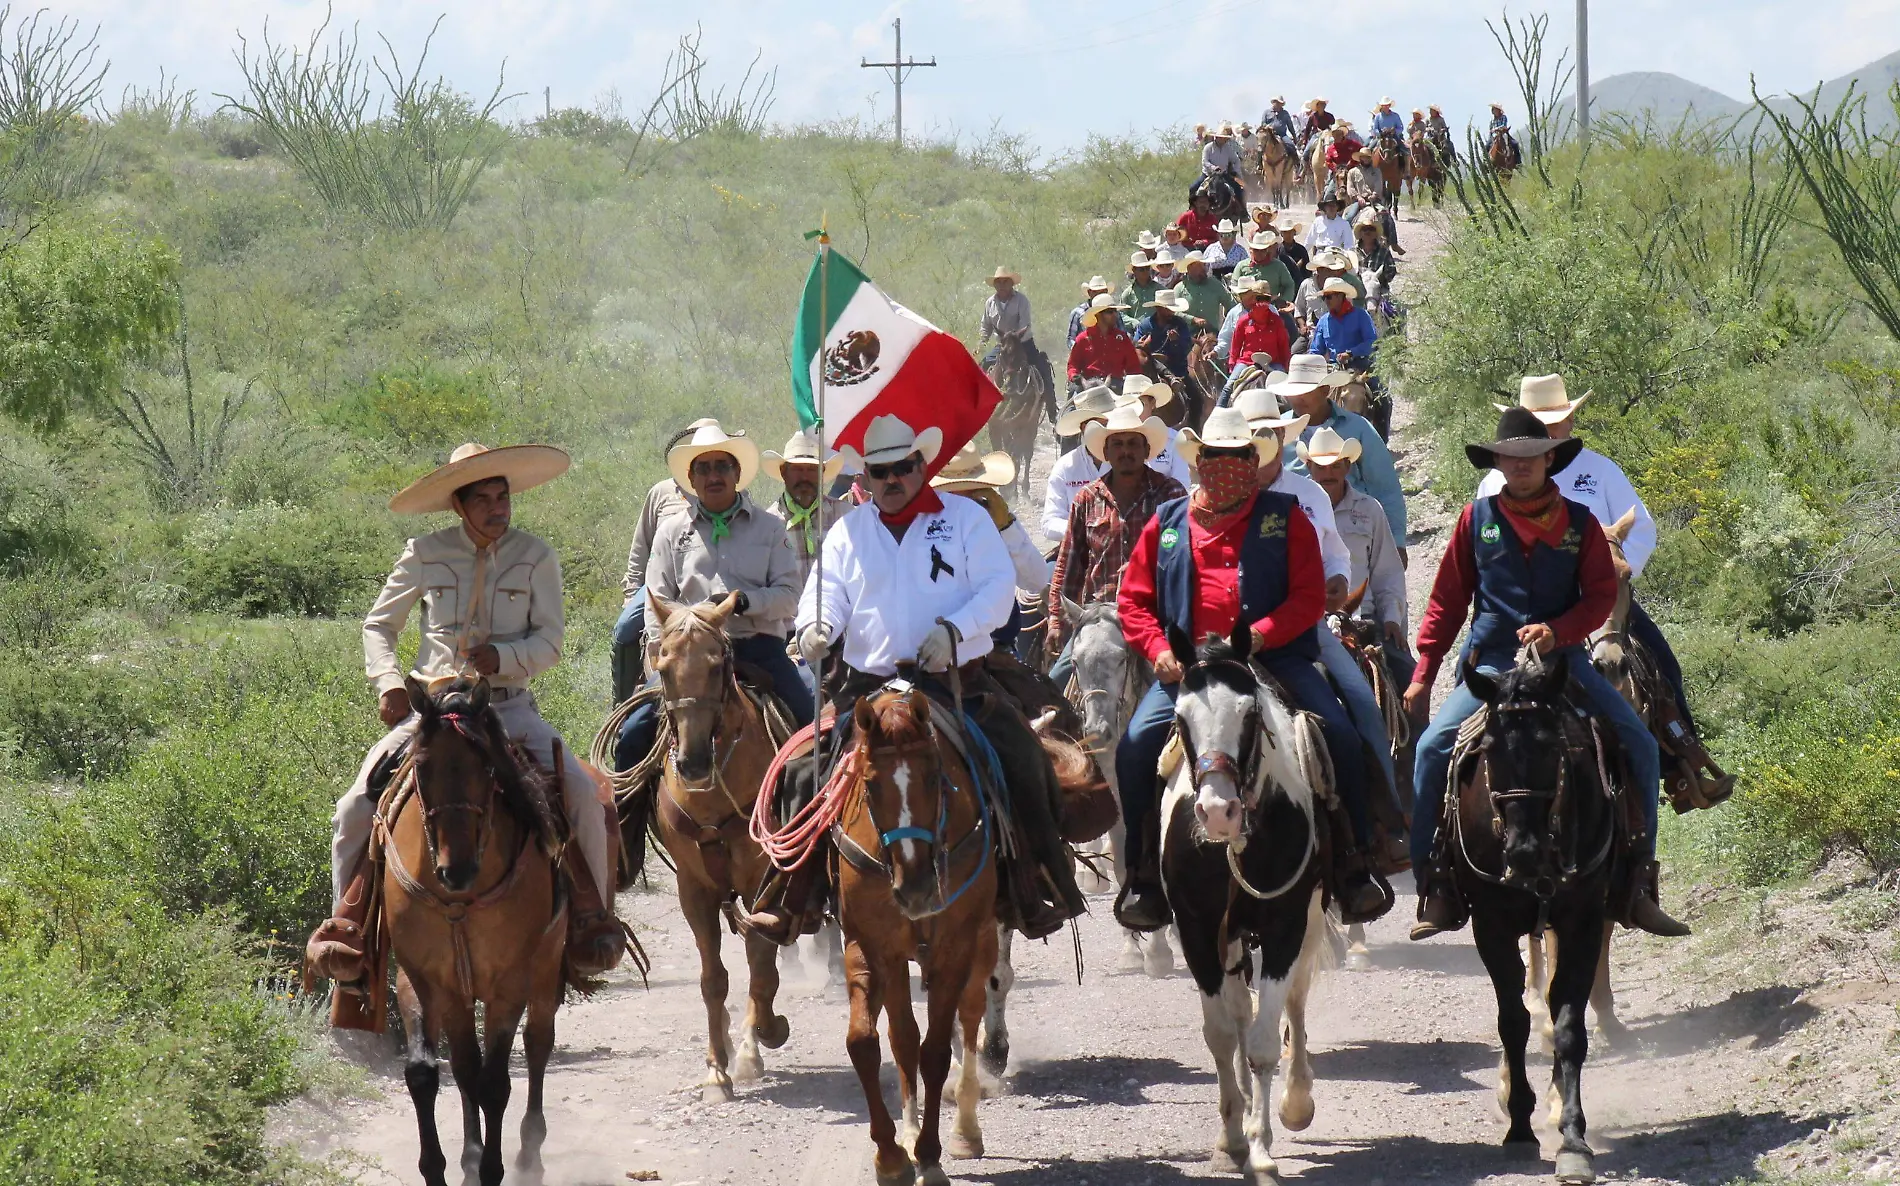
[791,248,1001,476]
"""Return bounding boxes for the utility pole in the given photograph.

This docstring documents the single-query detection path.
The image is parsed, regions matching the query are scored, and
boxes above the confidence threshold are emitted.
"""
[1575,0,1590,146]
[861,17,935,149]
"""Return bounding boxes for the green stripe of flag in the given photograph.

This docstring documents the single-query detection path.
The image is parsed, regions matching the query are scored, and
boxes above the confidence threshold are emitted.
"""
[790,248,870,430]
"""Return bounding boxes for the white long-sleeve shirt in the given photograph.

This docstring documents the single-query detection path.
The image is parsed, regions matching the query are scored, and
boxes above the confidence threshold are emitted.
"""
[1476,444,1658,576]
[1000,518,1052,590]
[797,496,1015,675]
[1333,484,1409,630]
[1039,437,1194,541]
[1306,214,1354,252]
[1268,468,1351,582]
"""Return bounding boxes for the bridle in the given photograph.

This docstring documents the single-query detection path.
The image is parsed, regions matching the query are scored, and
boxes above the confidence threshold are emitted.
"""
[414,710,500,877]
[658,622,747,811]
[1177,659,1270,811]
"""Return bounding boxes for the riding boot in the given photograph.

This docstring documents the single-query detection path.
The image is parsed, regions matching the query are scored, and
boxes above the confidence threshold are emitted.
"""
[564,843,627,976]
[1658,713,1736,810]
[1113,812,1172,932]
[610,640,643,708]
[742,860,826,946]
[306,854,375,989]
[1327,800,1391,924]
[1624,861,1692,938]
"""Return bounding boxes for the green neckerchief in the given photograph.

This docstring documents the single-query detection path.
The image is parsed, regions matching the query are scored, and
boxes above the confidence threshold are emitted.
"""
[782,496,820,555]
[702,500,739,543]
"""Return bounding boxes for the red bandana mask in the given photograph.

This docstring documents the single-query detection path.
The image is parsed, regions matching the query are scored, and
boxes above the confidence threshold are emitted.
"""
[1191,456,1257,525]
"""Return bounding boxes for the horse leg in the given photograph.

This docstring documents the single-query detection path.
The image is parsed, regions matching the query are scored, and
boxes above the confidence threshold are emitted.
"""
[1591,920,1628,1047]
[397,972,451,1186]
[980,922,1013,1081]
[1243,961,1290,1184]
[1345,921,1370,971]
[1550,911,1602,1183]
[1473,912,1538,1149]
[516,990,556,1173]
[680,877,735,1102]
[1201,946,1252,1170]
[1146,922,1177,978]
[949,922,996,1159]
[474,1000,526,1186]
[736,927,789,1083]
[844,939,912,1185]
[913,950,971,1186]
[1277,890,1325,1135]
[1525,930,1556,1055]
[438,998,485,1178]
[883,952,924,1155]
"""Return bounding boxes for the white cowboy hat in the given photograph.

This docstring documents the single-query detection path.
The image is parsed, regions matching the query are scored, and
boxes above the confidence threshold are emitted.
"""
[1229,276,1271,296]
[1377,97,1394,108]
[1270,95,1286,104]
[1247,230,1277,251]
[929,441,1016,491]
[1056,384,1121,435]
[1313,96,1329,105]
[1276,217,1304,234]
[1235,387,1310,440]
[667,421,760,491]
[760,429,846,484]
[1143,288,1189,313]
[1117,374,1175,408]
[1496,373,1593,424]
[1183,249,1209,268]
[1176,405,1262,466]
[1269,354,1352,398]
[1151,248,1182,268]
[388,442,570,515]
[1214,218,1239,235]
[1216,122,1235,137]
[987,266,1022,285]
[1296,425,1363,466]
[1353,208,1383,229]
[1135,230,1161,249]
[1081,292,1127,328]
[1082,403,1169,463]
[841,414,944,469]
[1310,246,1354,271]
[1128,250,1154,269]
[1082,274,1112,292]
[1320,277,1358,298]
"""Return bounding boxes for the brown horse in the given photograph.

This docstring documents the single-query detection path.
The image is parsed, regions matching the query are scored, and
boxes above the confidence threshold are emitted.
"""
[1371,129,1406,200]
[648,590,797,1101]
[383,676,569,1186]
[1406,130,1444,205]
[1488,127,1520,180]
[1256,132,1295,208]
[985,328,1046,504]
[837,684,997,1186]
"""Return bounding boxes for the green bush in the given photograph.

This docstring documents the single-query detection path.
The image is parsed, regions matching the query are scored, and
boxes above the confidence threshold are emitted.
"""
[180,500,386,617]
[0,654,154,780]
[325,360,495,449]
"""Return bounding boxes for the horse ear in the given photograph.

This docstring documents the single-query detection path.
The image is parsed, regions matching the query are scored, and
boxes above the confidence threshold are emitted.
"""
[1344,580,1369,615]
[1535,649,1570,695]
[468,678,490,715]
[1059,596,1087,629]
[648,589,683,630]
[1609,507,1637,543]
[404,675,433,721]
[854,695,877,737]
[905,690,933,732]
[1166,624,1195,669]
[1228,615,1254,660]
[704,591,742,628]
[1463,660,1500,703]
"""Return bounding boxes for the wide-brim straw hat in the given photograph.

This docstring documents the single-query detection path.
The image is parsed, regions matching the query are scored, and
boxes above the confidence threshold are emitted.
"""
[1495,373,1593,424]
[1082,292,1128,328]
[988,266,1022,285]
[1276,217,1304,234]
[1466,407,1584,473]
[1214,218,1239,235]
[1235,387,1310,440]
[1377,97,1394,108]
[1353,207,1383,229]
[1119,374,1175,408]
[1269,353,1352,398]
[1144,289,1189,313]
[1320,277,1358,298]
[1311,246,1355,271]
[668,422,760,491]
[1135,230,1161,249]
[1247,230,1277,251]
[760,429,846,484]
[1177,406,1262,466]
[841,414,944,469]
[1230,276,1271,296]
[1128,251,1154,269]
[930,442,1016,491]
[389,442,571,515]
[1083,274,1112,293]
[1296,425,1363,466]
[1057,384,1121,435]
[1082,403,1169,462]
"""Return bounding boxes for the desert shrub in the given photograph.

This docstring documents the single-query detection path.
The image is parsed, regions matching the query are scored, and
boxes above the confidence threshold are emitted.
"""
[0,432,88,567]
[180,500,386,617]
[197,111,267,160]
[0,653,154,780]
[325,359,494,448]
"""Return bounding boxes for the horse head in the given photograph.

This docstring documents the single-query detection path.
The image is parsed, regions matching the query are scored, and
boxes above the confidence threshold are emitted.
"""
[1464,652,1573,895]
[1063,599,1146,754]
[1588,508,1640,701]
[649,589,741,787]
[403,674,509,892]
[854,685,957,921]
[1168,624,1290,845]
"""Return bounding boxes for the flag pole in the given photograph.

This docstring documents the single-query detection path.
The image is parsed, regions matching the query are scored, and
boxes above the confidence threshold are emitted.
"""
[811,213,830,729]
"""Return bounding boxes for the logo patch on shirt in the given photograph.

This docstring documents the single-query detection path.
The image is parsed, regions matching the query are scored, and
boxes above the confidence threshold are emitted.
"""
[1257,513,1287,539]
[1160,527,1180,549]
[1570,473,1598,494]
[1480,521,1502,544]
[924,518,953,541]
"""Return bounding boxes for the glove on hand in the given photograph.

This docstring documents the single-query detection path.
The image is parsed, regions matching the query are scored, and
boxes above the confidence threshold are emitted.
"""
[964,487,1015,531]
[917,622,961,672]
[797,623,832,668]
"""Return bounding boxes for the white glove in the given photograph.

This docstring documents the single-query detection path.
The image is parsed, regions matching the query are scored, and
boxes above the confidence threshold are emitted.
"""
[917,622,961,673]
[797,623,833,668]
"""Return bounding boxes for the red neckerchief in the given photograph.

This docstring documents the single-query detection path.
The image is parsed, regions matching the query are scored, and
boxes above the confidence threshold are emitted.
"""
[1497,480,1567,549]
[879,484,944,528]
[1332,298,1356,316]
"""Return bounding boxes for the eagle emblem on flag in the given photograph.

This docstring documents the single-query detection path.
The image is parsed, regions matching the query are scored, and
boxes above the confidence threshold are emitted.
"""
[823,329,881,386]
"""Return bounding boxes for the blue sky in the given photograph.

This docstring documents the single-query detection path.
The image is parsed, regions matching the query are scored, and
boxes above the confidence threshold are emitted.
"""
[56,1,1900,156]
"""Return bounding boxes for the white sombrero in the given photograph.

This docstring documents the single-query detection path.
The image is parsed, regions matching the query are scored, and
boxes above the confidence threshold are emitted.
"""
[1176,405,1261,466]
[1082,274,1112,293]
[1247,230,1277,251]
[1135,230,1161,250]
[1235,387,1310,441]
[840,414,944,469]
[1495,373,1592,424]
[760,429,846,484]
[389,442,571,515]
[668,421,760,491]
[988,266,1022,285]
[1118,374,1175,408]
[1269,354,1352,398]
[930,442,1016,492]
[1056,384,1120,435]
[1082,402,1169,462]
[1214,218,1239,235]
[1296,425,1363,466]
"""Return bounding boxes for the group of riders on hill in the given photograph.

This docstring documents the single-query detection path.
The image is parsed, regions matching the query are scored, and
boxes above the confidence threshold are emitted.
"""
[302,98,1721,1013]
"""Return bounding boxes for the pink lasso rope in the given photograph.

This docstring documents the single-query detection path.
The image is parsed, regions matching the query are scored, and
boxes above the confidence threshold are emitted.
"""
[751,712,866,871]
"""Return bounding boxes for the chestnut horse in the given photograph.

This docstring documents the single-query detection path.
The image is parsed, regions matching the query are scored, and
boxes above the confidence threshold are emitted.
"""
[837,683,998,1186]
[1406,129,1444,206]
[648,590,797,1100]
[1371,129,1406,200]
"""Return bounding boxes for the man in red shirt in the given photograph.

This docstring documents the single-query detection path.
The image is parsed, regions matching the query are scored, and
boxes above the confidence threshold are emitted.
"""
[1067,294,1142,387]
[1229,290,1292,372]
[1174,191,1222,249]
[1113,407,1385,929]
[1405,409,1687,939]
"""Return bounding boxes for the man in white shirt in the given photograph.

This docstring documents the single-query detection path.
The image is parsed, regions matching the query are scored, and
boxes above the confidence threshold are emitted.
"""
[1306,191,1355,253]
[1476,375,1734,804]
[1204,219,1246,275]
[1041,383,1191,542]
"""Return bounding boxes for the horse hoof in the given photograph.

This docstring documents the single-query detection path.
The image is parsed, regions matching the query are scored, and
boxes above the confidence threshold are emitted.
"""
[1555,1149,1596,1183]
[755,1014,791,1049]
[702,1078,735,1104]
[732,1049,765,1083]
[1343,949,1371,972]
[1502,1133,1540,1157]
[980,1040,1009,1080]
[946,1129,985,1160]
[1248,1159,1284,1186]
[1278,1091,1316,1132]
[918,1163,953,1186]
[874,1155,918,1186]
[1210,1142,1250,1173]
[1593,1020,1631,1051]
[1144,943,1175,979]
[1119,938,1146,971]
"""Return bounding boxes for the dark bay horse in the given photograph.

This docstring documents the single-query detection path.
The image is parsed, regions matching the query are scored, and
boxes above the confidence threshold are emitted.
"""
[1407,129,1444,206]
[985,327,1046,503]
[1452,652,1618,1184]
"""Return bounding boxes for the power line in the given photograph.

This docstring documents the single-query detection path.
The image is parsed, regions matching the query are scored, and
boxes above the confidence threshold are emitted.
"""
[861,17,935,149]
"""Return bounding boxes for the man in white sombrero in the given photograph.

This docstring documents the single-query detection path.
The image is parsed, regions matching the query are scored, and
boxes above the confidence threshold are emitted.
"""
[613,417,718,704]
[761,429,850,591]
[979,265,1058,424]
[1119,254,1158,332]
[308,442,627,990]
[1068,275,1114,346]
[1276,354,1405,548]
[1475,375,1733,807]
[1260,96,1296,153]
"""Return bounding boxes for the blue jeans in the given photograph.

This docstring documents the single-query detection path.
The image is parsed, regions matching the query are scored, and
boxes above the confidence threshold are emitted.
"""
[614,633,814,773]
[1317,628,1398,808]
[1047,635,1076,691]
[1627,600,1692,732]
[611,593,647,704]
[1410,645,1660,875]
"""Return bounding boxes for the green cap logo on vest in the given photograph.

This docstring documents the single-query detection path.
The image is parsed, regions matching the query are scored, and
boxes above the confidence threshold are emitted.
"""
[1160,527,1180,549]
[1480,521,1502,544]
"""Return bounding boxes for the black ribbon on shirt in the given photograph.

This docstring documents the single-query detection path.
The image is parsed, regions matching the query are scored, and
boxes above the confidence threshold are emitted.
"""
[929,546,956,583]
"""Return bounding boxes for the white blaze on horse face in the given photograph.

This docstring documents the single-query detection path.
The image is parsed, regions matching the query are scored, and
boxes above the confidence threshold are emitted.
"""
[891,761,921,865]
[1181,679,1249,843]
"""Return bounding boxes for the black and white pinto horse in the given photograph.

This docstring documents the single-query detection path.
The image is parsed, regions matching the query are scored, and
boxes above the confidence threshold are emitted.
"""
[1159,629,1333,1181]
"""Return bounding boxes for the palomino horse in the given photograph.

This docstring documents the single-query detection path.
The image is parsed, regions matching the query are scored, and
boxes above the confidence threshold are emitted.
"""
[836,682,998,1186]
[384,676,569,1186]
[1159,630,1332,1181]
[1256,132,1296,208]
[1489,127,1521,180]
[1451,650,1617,1185]
[1060,598,1174,977]
[1332,357,1391,441]
[1371,130,1407,203]
[1307,136,1333,204]
[1406,129,1444,206]
[985,328,1045,503]
[647,590,796,1100]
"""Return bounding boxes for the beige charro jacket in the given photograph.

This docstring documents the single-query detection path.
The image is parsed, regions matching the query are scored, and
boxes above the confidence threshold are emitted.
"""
[363,524,564,695]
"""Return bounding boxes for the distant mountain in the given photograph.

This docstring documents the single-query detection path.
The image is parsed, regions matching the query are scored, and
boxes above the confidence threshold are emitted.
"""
[1550,48,1900,133]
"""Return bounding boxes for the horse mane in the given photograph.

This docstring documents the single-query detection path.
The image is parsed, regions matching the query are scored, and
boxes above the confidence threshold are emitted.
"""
[867,691,931,747]
[426,680,563,858]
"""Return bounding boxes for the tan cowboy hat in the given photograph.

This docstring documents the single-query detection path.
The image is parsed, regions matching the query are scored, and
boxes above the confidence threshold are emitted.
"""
[1428,104,1442,113]
[1411,108,1425,117]
[1118,374,1175,408]
[1216,122,1235,137]
[1143,288,1188,314]
[1056,384,1120,435]
[1269,353,1352,398]
[760,429,846,484]
[1082,274,1112,293]
[1352,148,1373,162]
[1270,95,1286,104]
[1296,425,1363,466]
[930,442,1016,492]
[1214,218,1239,236]
[1235,387,1310,441]
[1247,201,1276,217]
[1176,405,1261,466]
[1081,292,1127,328]
[388,442,570,515]
[1353,207,1383,229]
[1313,96,1329,105]
[987,266,1022,285]
[1135,230,1161,250]
[841,414,944,469]
[1082,402,1169,463]
[668,421,760,491]
[1495,373,1593,424]
[1230,276,1271,297]
[1128,250,1154,269]
[1490,101,1506,110]
[1310,246,1354,271]
[1183,249,1209,269]
[1320,277,1358,299]
[1247,230,1277,251]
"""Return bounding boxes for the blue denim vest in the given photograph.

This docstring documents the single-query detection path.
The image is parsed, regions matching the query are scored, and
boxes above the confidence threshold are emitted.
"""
[1463,494,1591,663]
[1152,492,1319,660]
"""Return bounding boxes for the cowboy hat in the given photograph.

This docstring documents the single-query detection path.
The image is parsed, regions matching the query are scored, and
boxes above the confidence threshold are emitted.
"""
[389,442,570,515]
[1320,277,1357,298]
[1128,251,1154,269]
[1270,95,1286,105]
[1311,246,1354,271]
[1313,96,1329,105]
[1056,384,1120,435]
[1135,230,1160,249]
[1235,386,1310,440]
[1081,292,1127,328]
[1214,218,1239,235]
[1176,405,1262,466]
[987,266,1022,285]
[1230,276,1271,296]
[929,442,1016,492]
[1353,207,1383,228]
[1428,104,1442,112]
[842,414,944,469]
[1082,274,1112,292]
[1183,249,1209,268]
[1495,373,1593,424]
[1247,230,1277,251]
[1296,425,1363,466]
[1377,97,1394,108]
[1276,217,1304,234]
[1082,402,1169,463]
[1466,407,1584,473]
[1151,248,1182,268]
[760,429,846,484]
[1269,353,1352,397]
[1118,374,1175,408]
[668,421,760,491]
[1352,148,1373,161]
[1216,122,1235,137]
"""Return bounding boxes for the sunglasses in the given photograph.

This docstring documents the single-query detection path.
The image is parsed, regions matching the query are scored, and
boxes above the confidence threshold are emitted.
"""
[690,458,739,477]
[865,456,922,482]
[1199,446,1257,461]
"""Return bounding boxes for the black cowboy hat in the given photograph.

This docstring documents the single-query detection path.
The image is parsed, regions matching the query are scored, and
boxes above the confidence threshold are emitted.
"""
[1465,407,1584,473]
